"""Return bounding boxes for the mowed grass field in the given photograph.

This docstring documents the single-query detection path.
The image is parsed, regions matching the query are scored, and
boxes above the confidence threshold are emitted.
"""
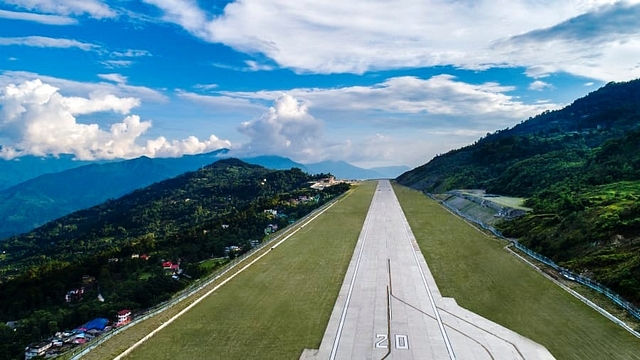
[393,184,640,360]
[117,181,376,360]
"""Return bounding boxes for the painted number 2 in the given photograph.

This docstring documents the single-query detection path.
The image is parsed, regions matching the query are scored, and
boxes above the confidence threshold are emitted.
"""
[375,334,409,350]
[375,334,388,349]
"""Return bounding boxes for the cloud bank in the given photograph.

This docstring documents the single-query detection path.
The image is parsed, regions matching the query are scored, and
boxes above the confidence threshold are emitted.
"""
[143,0,640,81]
[183,75,563,165]
[0,79,230,160]
[212,75,560,127]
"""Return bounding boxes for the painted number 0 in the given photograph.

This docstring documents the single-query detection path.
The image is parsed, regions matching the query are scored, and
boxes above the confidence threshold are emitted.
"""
[395,334,409,350]
[375,334,409,350]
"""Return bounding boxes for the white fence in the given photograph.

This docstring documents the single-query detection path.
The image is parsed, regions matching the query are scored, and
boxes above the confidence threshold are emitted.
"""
[434,194,640,324]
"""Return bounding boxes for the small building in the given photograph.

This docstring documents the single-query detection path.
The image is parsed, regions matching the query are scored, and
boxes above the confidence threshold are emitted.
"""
[224,246,242,257]
[264,209,277,216]
[76,318,109,332]
[264,223,279,235]
[162,261,179,270]
[25,341,52,359]
[73,334,87,345]
[116,310,132,326]
[65,287,84,303]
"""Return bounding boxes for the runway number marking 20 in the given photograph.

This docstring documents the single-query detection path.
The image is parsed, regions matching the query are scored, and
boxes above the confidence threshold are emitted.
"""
[375,334,409,350]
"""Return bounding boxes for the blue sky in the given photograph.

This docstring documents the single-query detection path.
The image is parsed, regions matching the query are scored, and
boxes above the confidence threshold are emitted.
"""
[0,0,639,168]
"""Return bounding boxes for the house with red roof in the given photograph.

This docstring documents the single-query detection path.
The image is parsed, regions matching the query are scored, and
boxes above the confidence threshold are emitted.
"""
[116,309,131,326]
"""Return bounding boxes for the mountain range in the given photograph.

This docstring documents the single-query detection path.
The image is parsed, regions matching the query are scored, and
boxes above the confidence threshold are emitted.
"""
[0,152,407,239]
[397,78,640,306]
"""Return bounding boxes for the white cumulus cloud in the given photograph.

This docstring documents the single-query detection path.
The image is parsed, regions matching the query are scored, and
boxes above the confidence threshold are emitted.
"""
[233,94,400,164]
[529,80,554,91]
[0,79,231,160]
[237,94,326,162]
[0,70,167,103]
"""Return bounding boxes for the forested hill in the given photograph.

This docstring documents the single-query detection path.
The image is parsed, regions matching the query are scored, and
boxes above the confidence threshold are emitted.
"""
[0,158,349,358]
[1,158,339,270]
[396,78,640,308]
[397,78,640,195]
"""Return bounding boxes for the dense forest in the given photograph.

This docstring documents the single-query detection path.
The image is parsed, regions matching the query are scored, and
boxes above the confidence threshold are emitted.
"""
[397,79,640,307]
[0,158,350,359]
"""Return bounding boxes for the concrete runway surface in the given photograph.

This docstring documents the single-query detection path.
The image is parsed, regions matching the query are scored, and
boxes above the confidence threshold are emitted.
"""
[301,180,555,360]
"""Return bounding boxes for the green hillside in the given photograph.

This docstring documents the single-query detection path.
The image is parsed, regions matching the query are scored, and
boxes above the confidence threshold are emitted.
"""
[398,79,640,194]
[0,159,349,359]
[396,78,640,307]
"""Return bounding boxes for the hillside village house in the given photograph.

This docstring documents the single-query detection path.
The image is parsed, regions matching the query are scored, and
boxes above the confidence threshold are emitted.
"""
[162,260,180,271]
[65,287,84,303]
[25,341,51,359]
[116,309,132,326]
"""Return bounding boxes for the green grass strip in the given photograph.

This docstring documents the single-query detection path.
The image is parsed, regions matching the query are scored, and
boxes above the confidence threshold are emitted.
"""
[117,181,376,360]
[393,184,640,360]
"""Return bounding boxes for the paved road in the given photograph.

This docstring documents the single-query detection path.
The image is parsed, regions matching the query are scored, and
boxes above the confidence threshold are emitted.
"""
[301,180,554,360]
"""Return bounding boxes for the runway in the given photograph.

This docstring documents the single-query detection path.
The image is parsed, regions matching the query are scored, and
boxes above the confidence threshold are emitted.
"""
[301,180,555,360]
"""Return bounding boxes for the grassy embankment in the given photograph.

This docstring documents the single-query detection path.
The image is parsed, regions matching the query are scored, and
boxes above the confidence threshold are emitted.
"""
[87,181,376,360]
[393,184,640,360]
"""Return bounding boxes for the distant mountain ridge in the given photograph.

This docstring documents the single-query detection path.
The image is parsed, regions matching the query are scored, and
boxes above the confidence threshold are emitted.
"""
[0,152,407,239]
[305,160,408,180]
[0,154,96,191]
